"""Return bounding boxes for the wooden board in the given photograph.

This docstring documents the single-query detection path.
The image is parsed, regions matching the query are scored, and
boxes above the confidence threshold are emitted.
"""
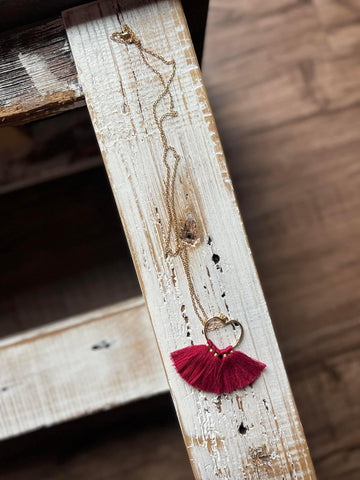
[0,1,208,127]
[0,297,167,440]
[0,18,84,126]
[64,1,316,478]
[0,161,357,477]
[0,0,358,478]
[0,296,358,479]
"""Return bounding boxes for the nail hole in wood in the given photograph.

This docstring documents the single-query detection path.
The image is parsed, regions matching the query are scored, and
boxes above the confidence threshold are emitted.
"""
[92,340,111,350]
[239,422,248,435]
[212,253,220,264]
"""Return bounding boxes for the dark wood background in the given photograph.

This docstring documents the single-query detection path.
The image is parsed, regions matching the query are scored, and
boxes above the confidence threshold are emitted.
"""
[203,1,360,478]
[0,0,359,479]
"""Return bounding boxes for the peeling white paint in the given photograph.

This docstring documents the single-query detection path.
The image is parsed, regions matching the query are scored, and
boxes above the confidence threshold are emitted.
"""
[63,1,316,479]
[0,298,167,439]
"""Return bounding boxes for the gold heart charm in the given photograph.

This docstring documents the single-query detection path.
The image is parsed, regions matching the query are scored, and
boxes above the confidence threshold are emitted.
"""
[204,315,243,349]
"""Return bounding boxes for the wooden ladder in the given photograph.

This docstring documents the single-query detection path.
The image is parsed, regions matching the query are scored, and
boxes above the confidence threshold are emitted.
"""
[0,1,316,478]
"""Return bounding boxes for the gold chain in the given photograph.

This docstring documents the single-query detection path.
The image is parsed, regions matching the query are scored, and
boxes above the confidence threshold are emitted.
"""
[111,25,207,325]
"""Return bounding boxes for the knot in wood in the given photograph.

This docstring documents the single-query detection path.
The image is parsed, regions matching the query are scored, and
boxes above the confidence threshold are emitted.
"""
[180,213,199,246]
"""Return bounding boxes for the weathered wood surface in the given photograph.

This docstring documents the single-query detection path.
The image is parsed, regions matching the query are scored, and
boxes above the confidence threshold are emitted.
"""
[1,288,357,480]
[0,1,208,126]
[202,1,360,479]
[1,163,357,478]
[0,0,359,478]
[0,308,358,479]
[0,18,84,126]
[64,1,315,479]
[0,297,167,440]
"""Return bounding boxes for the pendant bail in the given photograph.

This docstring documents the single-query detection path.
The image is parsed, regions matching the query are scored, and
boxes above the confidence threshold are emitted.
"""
[111,25,140,46]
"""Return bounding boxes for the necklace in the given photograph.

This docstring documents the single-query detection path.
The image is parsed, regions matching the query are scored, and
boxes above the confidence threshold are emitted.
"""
[111,25,265,394]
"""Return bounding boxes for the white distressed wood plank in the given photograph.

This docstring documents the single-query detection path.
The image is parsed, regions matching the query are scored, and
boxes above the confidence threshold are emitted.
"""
[63,1,316,478]
[0,297,167,440]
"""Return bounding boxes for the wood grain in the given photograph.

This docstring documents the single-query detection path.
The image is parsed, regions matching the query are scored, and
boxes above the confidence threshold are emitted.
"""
[0,18,84,126]
[0,0,358,479]
[0,1,208,126]
[0,309,358,479]
[64,1,315,479]
[0,297,167,439]
[203,1,360,479]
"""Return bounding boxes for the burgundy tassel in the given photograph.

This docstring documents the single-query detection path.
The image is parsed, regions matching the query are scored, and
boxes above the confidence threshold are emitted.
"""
[171,340,265,394]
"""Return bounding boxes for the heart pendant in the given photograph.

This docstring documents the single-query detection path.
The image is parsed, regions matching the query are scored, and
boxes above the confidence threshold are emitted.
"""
[204,315,243,351]
[171,313,265,393]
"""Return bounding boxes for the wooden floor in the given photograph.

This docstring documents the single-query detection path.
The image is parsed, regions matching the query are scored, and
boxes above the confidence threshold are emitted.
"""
[1,0,359,479]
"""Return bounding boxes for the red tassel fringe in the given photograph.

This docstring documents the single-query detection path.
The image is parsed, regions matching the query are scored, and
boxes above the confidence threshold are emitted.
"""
[171,340,266,394]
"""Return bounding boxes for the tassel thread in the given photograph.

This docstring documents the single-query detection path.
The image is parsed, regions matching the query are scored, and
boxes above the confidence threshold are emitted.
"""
[171,340,265,394]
